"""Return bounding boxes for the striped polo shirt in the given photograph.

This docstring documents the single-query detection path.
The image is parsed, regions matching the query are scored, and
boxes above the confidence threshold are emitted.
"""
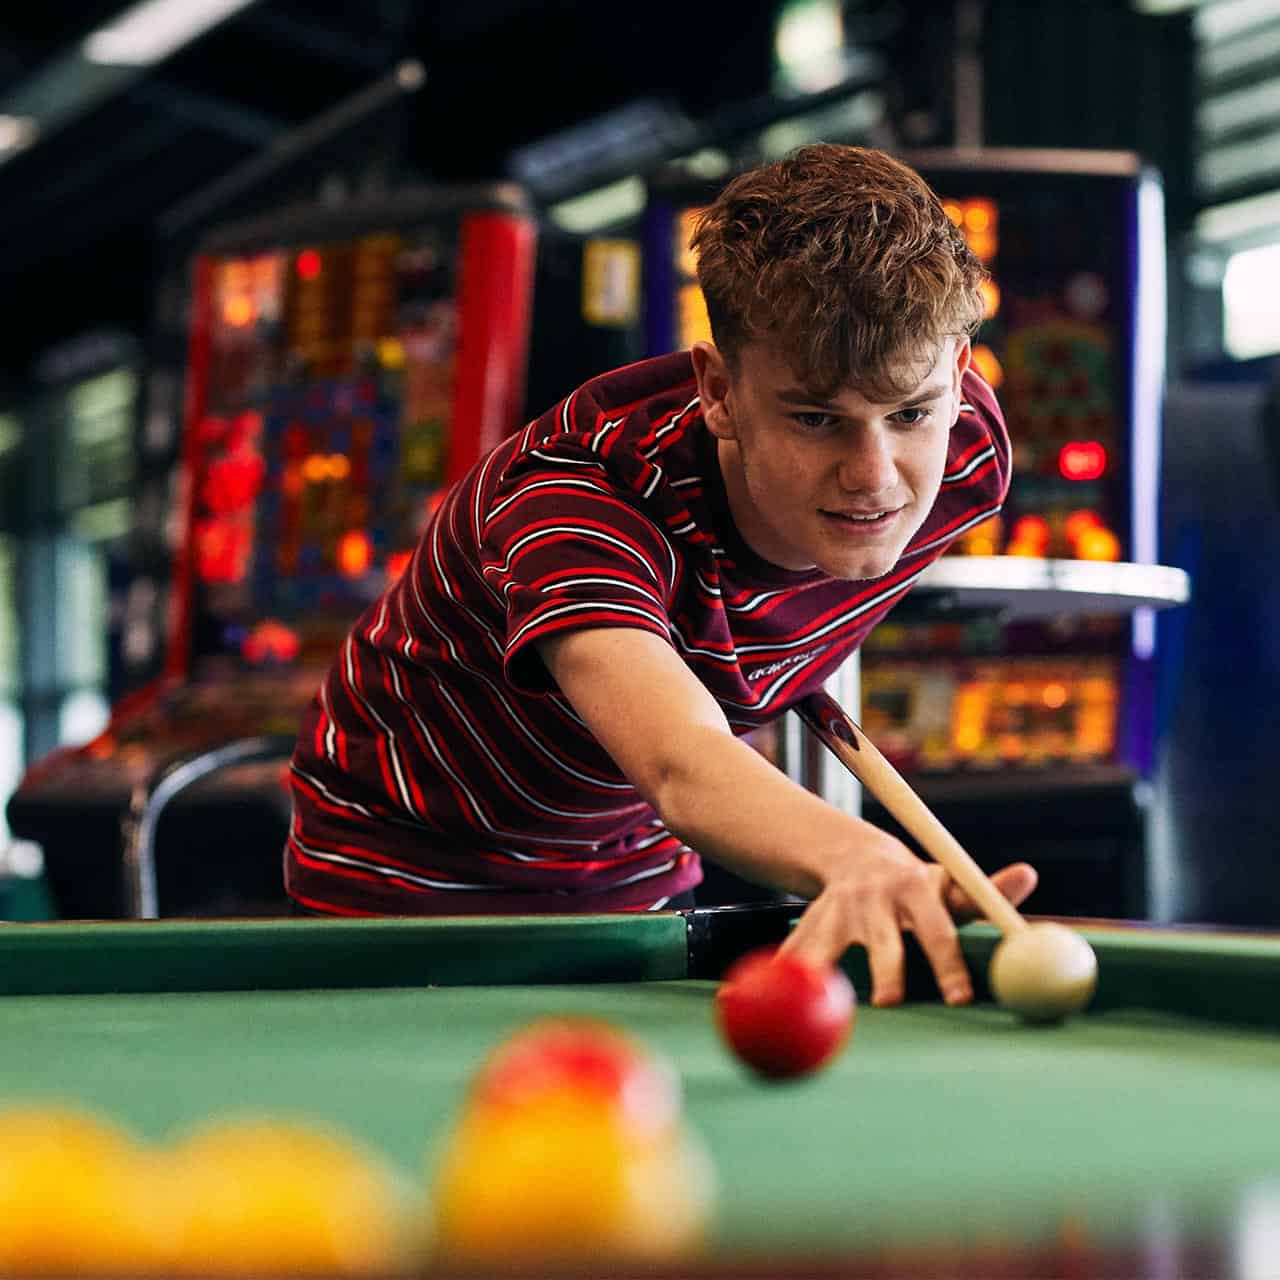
[285,352,1010,914]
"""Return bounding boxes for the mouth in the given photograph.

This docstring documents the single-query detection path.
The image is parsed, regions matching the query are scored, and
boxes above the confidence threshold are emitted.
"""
[819,507,902,527]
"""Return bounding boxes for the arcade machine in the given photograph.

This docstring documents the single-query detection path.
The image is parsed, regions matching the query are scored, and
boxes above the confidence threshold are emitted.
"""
[525,227,647,420]
[642,152,1173,916]
[7,186,536,919]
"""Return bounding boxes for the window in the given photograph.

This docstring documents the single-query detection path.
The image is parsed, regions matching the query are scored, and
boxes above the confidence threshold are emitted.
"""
[1223,239,1280,357]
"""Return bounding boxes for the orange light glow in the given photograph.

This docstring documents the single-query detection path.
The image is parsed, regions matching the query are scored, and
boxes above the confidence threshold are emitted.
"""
[1065,509,1103,544]
[327,454,351,481]
[970,343,1003,388]
[337,531,373,578]
[1003,682,1030,706]
[296,249,322,280]
[677,282,712,347]
[223,295,254,328]
[1059,441,1107,481]
[942,201,964,227]
[967,230,997,263]
[963,201,995,234]
[959,514,1001,555]
[1077,526,1121,562]
[1007,516,1049,558]
[1079,675,1116,701]
[302,455,329,483]
[979,279,1001,319]
[1042,682,1069,709]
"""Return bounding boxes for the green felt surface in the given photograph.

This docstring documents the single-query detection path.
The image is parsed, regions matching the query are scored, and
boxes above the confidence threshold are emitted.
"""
[4,978,1280,1256]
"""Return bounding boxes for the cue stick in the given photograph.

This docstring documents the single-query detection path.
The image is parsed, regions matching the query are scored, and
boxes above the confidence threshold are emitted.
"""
[796,689,1026,937]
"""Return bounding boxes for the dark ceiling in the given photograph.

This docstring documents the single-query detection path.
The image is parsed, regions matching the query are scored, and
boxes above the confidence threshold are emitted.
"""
[0,0,1201,388]
[0,0,788,381]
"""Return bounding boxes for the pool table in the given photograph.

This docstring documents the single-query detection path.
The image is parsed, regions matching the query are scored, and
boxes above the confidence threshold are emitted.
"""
[2,904,1279,1278]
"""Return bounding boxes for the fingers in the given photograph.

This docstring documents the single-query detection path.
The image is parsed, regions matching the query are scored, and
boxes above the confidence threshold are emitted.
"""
[780,855,1031,1010]
[862,901,906,1008]
[907,877,972,1006]
[782,878,961,1009]
[945,861,1038,920]
[779,894,853,971]
[780,890,907,1006]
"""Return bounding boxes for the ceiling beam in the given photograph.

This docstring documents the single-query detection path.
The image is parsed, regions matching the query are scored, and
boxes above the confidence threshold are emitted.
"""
[242,9,389,70]
[127,79,285,146]
[0,0,266,167]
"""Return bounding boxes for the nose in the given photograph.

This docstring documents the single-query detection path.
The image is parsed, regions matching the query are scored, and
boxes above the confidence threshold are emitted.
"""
[837,426,898,496]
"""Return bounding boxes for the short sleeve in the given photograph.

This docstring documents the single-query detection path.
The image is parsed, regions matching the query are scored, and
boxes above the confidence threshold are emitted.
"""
[479,458,679,694]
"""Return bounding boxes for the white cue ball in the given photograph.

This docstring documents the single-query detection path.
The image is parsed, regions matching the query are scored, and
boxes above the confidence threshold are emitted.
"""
[988,922,1098,1024]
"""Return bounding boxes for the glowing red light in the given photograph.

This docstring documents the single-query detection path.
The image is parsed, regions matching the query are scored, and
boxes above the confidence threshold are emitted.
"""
[242,619,301,665]
[1059,442,1107,482]
[296,249,322,280]
[386,550,413,583]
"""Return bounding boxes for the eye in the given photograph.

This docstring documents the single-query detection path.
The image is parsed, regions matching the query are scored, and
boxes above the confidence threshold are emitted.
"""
[792,411,839,431]
[893,406,934,426]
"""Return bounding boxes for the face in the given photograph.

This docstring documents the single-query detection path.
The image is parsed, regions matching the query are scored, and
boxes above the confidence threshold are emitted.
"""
[691,336,970,581]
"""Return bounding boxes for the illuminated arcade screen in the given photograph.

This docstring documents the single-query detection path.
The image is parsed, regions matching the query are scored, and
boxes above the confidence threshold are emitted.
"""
[934,191,1125,566]
[190,229,460,669]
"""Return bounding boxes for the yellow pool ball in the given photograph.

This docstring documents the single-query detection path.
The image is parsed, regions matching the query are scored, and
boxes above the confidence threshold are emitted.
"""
[0,1101,169,1274]
[432,1089,715,1263]
[164,1115,419,1275]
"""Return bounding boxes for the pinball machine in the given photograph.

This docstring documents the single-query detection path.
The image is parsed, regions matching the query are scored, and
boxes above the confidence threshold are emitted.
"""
[7,185,536,918]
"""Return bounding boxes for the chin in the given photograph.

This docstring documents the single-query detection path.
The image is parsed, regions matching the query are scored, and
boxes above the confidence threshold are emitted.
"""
[814,531,909,581]
[821,552,900,582]
[810,517,919,582]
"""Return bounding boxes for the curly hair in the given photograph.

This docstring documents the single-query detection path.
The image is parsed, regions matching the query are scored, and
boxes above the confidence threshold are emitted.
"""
[690,144,987,401]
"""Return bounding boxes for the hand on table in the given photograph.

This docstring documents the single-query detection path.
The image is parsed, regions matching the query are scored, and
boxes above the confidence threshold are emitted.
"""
[778,832,1037,1008]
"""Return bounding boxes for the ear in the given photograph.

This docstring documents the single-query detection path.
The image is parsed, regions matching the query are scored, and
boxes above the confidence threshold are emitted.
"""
[690,342,737,440]
[949,336,972,423]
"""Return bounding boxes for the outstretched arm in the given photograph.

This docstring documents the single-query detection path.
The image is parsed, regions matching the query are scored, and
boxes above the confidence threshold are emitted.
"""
[539,626,1035,1005]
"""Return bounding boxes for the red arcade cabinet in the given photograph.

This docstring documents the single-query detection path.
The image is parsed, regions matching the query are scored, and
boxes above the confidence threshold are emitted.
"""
[8,185,536,918]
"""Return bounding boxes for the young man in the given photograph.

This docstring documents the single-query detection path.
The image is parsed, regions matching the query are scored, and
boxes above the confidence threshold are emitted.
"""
[285,144,1037,1007]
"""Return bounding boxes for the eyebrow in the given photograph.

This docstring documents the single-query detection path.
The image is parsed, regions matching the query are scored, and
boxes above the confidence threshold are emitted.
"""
[776,384,951,409]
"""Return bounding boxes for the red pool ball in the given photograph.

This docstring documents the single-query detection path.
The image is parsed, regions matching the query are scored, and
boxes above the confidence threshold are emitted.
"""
[714,946,856,1080]
[467,1018,682,1141]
